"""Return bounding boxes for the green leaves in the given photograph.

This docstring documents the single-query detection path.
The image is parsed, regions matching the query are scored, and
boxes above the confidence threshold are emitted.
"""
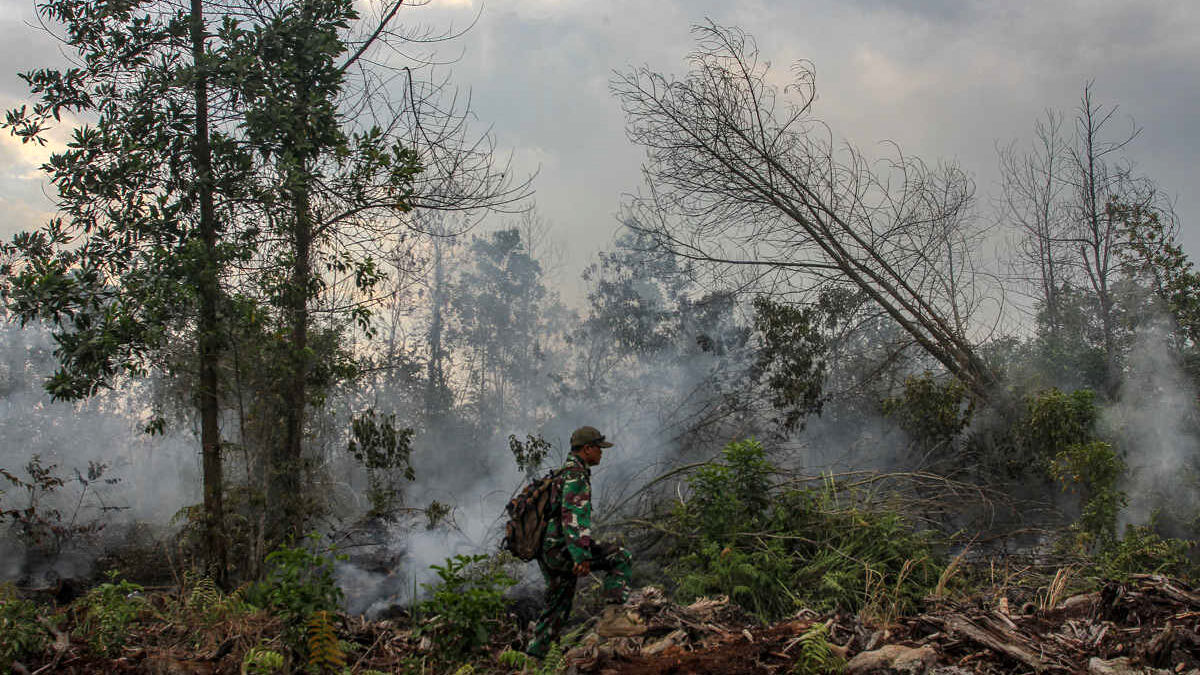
[669,438,941,620]
[751,296,829,431]
[417,554,516,663]
[77,572,145,656]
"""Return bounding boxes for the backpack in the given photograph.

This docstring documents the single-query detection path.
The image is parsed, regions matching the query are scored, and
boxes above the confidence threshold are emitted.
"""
[502,468,564,561]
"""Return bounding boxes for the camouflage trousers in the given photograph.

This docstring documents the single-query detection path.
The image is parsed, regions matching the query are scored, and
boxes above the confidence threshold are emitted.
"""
[526,541,632,657]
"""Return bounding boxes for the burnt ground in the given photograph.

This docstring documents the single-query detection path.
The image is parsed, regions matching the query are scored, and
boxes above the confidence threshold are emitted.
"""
[7,574,1200,673]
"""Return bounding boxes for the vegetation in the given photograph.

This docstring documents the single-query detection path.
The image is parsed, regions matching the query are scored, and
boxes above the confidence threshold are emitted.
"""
[245,534,345,655]
[790,622,846,675]
[76,573,145,656]
[0,9,1198,675]
[416,554,517,663]
[666,439,942,620]
[0,594,49,671]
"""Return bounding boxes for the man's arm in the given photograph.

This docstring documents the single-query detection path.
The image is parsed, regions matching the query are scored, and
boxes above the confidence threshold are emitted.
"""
[561,468,593,572]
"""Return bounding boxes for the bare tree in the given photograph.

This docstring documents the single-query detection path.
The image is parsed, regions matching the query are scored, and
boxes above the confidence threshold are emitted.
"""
[1063,82,1151,391]
[998,110,1072,335]
[612,22,998,400]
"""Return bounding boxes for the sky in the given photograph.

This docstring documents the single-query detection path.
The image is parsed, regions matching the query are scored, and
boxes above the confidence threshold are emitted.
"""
[2,0,1199,301]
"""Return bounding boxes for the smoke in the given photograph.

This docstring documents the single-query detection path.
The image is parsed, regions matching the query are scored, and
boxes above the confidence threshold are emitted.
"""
[0,320,200,585]
[331,332,750,616]
[1103,319,1200,534]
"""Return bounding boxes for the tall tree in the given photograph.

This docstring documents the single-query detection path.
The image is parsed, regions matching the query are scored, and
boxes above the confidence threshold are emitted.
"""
[998,110,1072,337]
[1,0,248,582]
[221,0,528,538]
[1065,83,1146,392]
[448,228,549,432]
[612,23,998,401]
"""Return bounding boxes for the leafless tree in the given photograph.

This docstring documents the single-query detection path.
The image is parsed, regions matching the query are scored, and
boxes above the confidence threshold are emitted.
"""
[611,22,998,400]
[998,110,1072,334]
[1062,82,1153,390]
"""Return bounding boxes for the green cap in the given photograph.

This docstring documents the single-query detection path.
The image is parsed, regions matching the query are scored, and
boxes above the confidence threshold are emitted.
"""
[570,426,613,449]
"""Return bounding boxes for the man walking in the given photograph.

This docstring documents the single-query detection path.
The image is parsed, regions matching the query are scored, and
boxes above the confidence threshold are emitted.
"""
[526,426,633,657]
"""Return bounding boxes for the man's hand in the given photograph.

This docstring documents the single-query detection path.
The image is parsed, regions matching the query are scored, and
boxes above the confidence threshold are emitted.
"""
[573,561,591,577]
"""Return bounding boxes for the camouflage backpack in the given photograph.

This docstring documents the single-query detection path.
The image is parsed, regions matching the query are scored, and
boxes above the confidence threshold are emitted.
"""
[502,469,564,561]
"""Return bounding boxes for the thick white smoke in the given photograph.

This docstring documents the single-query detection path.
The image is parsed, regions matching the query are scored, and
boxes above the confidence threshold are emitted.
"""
[1103,319,1200,532]
[0,321,200,585]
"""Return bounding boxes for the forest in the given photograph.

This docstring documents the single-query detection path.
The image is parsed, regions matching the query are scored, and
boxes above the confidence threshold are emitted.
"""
[0,2,1198,674]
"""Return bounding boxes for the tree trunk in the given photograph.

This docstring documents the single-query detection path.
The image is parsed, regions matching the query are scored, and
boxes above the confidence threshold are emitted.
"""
[426,236,447,421]
[189,0,226,588]
[277,171,312,541]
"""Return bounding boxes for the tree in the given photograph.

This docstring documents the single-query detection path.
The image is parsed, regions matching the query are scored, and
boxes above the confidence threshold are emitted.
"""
[612,22,998,401]
[448,228,550,432]
[3,0,530,563]
[1063,83,1155,392]
[1,0,248,584]
[570,225,690,393]
[218,0,528,539]
[1000,84,1170,394]
[998,110,1072,337]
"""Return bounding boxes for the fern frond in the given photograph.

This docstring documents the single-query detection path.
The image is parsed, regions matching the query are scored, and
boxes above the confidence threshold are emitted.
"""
[188,575,222,611]
[791,622,844,675]
[305,610,345,671]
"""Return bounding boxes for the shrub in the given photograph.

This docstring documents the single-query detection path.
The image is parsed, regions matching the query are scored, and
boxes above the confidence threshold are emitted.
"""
[673,539,794,620]
[667,439,941,620]
[882,372,972,467]
[76,572,144,656]
[0,455,114,556]
[1051,440,1127,551]
[417,554,515,662]
[246,534,344,654]
[0,596,49,671]
[1095,524,1197,581]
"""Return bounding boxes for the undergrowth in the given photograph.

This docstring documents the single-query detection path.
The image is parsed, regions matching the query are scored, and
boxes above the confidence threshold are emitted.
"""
[667,438,942,621]
[244,533,345,664]
[790,621,845,674]
[76,572,145,656]
[0,593,49,673]
[416,553,516,665]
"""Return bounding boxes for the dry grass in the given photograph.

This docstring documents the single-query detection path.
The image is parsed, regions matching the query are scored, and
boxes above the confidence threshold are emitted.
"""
[1037,566,1076,611]
[932,546,970,599]
[862,557,920,630]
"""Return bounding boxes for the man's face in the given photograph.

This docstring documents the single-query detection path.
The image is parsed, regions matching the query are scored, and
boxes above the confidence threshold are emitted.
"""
[579,443,604,466]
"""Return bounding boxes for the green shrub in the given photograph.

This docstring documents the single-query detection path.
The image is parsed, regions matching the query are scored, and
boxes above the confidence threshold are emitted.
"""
[416,554,515,662]
[882,372,972,467]
[667,438,941,620]
[0,596,49,671]
[246,534,344,652]
[1051,440,1127,551]
[76,572,145,656]
[673,539,794,620]
[1095,524,1197,581]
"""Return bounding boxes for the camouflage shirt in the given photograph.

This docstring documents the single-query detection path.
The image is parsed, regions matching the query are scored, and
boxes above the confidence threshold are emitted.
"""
[541,453,593,565]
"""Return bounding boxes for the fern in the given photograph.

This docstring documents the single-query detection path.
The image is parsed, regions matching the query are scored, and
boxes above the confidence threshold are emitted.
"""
[242,646,285,674]
[305,610,345,672]
[791,622,844,675]
[188,575,222,612]
[539,640,566,674]
[497,649,528,668]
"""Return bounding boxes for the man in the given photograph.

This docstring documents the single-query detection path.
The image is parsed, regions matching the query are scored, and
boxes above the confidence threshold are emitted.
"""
[526,425,634,657]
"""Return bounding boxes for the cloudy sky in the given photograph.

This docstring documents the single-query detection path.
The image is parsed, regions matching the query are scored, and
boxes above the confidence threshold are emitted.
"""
[2,0,1198,300]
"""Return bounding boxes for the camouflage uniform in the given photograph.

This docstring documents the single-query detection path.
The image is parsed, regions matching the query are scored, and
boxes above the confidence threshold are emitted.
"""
[527,452,632,657]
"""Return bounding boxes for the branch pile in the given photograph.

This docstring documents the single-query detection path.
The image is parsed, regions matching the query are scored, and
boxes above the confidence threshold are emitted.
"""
[565,575,1200,674]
